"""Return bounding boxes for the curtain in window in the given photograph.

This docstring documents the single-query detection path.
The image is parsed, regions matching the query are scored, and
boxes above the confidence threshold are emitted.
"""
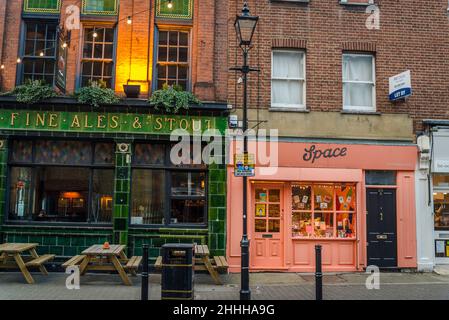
[343,55,374,110]
[272,51,304,108]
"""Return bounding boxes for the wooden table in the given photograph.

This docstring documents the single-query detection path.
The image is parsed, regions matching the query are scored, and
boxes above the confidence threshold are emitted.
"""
[0,243,55,284]
[194,244,222,285]
[79,245,132,286]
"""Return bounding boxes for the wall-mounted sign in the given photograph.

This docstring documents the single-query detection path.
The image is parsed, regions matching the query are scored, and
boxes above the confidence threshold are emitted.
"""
[0,110,226,135]
[55,33,68,93]
[389,70,412,101]
[433,132,449,173]
[303,145,348,164]
[234,153,255,177]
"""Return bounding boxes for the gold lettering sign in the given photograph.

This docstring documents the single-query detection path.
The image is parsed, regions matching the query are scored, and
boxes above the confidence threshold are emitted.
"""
[1,110,222,135]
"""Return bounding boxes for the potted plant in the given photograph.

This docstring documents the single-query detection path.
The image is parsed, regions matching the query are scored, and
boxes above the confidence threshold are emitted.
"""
[149,84,201,113]
[123,83,141,98]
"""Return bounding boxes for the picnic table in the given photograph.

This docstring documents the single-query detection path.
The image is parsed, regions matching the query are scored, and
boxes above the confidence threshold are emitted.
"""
[62,244,142,286]
[155,244,228,285]
[0,243,55,284]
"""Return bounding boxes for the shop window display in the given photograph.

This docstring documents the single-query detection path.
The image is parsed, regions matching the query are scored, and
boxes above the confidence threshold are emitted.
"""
[292,183,356,239]
[434,192,449,229]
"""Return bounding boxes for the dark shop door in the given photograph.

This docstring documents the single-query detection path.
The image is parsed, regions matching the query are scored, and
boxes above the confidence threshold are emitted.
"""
[366,188,398,268]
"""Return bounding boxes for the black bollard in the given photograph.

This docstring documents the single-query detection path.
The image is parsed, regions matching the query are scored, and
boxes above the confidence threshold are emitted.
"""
[141,244,149,301]
[315,244,323,301]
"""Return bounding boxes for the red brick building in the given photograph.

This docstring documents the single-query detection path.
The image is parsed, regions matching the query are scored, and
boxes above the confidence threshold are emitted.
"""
[0,0,228,101]
[226,1,449,273]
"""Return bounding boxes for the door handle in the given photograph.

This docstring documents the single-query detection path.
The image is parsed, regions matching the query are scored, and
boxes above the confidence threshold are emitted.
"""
[379,212,384,221]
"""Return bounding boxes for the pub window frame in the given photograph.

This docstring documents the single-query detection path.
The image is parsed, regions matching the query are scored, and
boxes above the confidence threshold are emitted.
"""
[79,25,117,89]
[17,19,59,86]
[154,27,192,92]
[130,142,208,229]
[5,138,115,226]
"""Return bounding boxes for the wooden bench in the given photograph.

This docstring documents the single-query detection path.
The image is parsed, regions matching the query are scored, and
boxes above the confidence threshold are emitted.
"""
[25,254,55,267]
[125,256,142,276]
[213,256,229,273]
[154,256,163,270]
[62,255,86,268]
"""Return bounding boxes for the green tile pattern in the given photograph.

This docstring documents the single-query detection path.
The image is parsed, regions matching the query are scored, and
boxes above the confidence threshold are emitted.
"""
[0,139,7,242]
[82,0,117,15]
[113,142,131,245]
[156,0,193,20]
[24,0,61,14]
[208,162,227,257]
[1,225,112,259]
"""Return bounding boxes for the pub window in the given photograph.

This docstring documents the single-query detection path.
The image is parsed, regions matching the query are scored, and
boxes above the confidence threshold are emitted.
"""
[23,0,61,14]
[156,0,193,20]
[8,140,115,224]
[156,30,190,90]
[130,143,207,227]
[81,27,115,88]
[82,0,118,15]
[21,21,58,85]
[291,183,356,239]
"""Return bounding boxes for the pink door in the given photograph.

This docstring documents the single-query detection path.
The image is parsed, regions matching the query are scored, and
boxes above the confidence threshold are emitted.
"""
[251,186,284,269]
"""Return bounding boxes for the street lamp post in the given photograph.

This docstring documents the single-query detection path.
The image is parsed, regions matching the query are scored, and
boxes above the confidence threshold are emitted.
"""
[232,1,259,301]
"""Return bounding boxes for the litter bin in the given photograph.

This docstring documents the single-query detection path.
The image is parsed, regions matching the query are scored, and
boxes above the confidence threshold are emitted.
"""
[161,243,195,300]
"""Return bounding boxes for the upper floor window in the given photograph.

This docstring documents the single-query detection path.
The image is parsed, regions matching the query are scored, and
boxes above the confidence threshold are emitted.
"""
[23,0,61,14]
[82,0,118,15]
[156,30,190,90]
[156,0,194,20]
[271,50,306,109]
[22,22,57,85]
[343,53,375,112]
[81,27,115,88]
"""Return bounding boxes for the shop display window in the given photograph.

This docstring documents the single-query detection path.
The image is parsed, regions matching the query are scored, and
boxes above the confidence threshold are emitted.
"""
[292,183,357,239]
[434,192,449,230]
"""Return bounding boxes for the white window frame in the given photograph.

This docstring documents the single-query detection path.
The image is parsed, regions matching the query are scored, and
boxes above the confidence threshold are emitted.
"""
[342,53,376,112]
[271,49,306,110]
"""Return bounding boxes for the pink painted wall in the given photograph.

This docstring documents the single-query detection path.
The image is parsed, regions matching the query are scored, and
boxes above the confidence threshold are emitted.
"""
[226,142,418,272]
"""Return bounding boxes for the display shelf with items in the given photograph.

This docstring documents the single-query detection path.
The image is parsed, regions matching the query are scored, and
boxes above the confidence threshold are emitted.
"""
[291,183,356,240]
[434,192,449,230]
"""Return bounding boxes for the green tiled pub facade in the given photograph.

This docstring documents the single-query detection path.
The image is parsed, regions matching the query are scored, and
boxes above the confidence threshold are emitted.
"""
[0,101,228,264]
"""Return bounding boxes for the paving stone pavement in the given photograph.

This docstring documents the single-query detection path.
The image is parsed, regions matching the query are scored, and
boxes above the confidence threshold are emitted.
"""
[0,271,448,300]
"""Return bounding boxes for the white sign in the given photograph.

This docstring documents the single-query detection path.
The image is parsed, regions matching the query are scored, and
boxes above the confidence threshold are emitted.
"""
[435,160,449,173]
[389,70,412,101]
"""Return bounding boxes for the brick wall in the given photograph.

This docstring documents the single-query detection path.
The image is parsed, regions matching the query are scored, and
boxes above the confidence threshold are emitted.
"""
[228,0,449,133]
[0,0,227,104]
[0,0,23,91]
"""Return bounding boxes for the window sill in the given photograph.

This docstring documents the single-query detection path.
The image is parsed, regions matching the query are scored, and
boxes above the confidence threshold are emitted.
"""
[270,0,309,3]
[269,107,310,113]
[4,221,113,229]
[292,237,357,241]
[339,1,374,6]
[341,110,381,116]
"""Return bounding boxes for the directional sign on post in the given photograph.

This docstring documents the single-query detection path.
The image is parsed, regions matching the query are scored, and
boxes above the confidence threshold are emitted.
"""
[234,153,255,177]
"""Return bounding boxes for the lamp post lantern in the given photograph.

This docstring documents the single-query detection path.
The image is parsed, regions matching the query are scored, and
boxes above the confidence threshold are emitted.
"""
[232,1,259,301]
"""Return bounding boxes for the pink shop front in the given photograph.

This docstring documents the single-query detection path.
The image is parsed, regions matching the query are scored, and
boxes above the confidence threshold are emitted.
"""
[226,141,418,272]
